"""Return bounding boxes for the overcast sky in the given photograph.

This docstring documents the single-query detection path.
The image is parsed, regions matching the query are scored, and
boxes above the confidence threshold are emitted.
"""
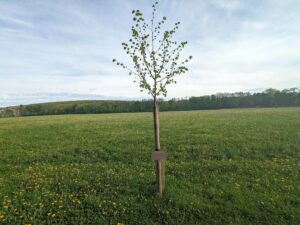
[0,0,299,107]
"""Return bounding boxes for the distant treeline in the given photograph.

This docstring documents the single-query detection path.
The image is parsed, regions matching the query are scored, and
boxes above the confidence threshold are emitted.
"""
[1,88,299,117]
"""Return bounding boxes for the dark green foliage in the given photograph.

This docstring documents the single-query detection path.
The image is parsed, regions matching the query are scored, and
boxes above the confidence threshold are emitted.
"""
[0,88,299,118]
[0,108,299,224]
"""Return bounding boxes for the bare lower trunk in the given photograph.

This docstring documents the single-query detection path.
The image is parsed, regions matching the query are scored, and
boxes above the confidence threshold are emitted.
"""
[153,99,165,195]
[153,100,160,150]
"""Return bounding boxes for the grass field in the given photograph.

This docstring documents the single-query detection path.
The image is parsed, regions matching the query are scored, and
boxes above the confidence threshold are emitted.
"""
[0,107,299,225]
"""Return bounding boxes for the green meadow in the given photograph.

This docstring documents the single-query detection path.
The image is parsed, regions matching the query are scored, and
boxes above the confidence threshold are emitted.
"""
[0,107,299,225]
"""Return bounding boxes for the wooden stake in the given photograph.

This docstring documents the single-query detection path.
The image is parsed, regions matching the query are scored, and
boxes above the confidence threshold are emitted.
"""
[153,101,165,195]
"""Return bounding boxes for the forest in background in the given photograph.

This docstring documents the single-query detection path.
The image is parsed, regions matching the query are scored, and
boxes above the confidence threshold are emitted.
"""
[0,88,299,117]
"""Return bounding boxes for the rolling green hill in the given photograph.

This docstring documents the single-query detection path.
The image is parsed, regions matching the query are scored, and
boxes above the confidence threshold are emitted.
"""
[0,108,299,224]
[1,88,299,118]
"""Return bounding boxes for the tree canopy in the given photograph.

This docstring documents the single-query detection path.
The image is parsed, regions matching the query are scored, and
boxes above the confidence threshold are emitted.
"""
[113,1,192,98]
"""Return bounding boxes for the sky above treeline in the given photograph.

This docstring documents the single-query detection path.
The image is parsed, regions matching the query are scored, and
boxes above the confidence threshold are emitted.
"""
[0,0,300,107]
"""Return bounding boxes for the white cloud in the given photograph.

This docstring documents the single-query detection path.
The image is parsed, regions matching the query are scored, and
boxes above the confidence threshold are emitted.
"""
[0,14,33,27]
[0,0,299,106]
[211,0,242,14]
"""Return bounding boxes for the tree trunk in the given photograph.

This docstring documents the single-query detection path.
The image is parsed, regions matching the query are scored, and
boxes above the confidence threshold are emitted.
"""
[153,99,165,195]
[153,99,160,150]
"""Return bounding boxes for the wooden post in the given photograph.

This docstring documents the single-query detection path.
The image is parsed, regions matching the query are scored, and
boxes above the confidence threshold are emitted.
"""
[153,101,165,195]
[152,151,166,195]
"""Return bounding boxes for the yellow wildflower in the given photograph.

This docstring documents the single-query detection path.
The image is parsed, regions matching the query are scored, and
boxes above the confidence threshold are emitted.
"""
[0,213,5,221]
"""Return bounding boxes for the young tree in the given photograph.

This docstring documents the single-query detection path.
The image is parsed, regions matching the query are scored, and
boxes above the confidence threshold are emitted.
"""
[113,1,192,195]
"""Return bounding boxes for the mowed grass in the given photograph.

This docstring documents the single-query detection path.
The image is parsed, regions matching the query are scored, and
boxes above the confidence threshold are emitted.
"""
[0,107,299,225]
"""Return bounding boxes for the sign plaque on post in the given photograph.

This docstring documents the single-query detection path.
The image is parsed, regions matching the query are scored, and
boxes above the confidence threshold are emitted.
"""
[151,150,166,161]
